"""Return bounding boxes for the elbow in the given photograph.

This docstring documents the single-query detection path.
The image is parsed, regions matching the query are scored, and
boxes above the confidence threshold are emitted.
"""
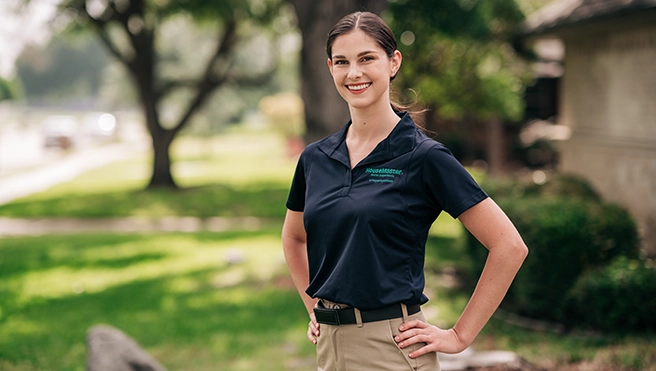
[489,232,528,259]
[492,235,528,265]
[281,233,307,252]
[520,244,529,261]
[514,239,529,263]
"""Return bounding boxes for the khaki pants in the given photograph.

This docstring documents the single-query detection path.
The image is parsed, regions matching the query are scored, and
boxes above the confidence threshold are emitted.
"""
[316,302,440,371]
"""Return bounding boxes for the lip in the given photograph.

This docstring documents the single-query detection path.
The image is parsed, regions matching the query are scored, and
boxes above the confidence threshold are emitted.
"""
[345,82,372,94]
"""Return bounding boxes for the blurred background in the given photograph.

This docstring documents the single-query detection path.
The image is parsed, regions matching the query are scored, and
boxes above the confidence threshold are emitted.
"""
[0,0,654,370]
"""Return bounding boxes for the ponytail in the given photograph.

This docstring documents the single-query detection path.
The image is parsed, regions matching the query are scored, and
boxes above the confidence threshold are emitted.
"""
[391,89,429,133]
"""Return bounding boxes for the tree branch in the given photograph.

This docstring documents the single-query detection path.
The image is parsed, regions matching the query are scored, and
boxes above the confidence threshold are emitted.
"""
[74,1,131,66]
[200,18,238,88]
[156,79,200,99]
[170,19,238,135]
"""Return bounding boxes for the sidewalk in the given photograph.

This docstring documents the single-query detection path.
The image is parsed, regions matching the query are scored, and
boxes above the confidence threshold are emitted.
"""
[0,216,276,236]
[0,141,145,205]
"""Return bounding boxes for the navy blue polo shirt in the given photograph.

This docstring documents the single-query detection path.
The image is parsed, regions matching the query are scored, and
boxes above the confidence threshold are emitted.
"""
[286,112,488,310]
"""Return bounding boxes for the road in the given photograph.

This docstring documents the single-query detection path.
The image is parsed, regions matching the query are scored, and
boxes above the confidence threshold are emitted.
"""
[0,126,149,205]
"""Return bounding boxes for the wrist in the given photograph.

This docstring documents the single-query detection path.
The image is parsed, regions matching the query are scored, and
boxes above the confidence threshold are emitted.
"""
[303,297,318,316]
[449,327,474,352]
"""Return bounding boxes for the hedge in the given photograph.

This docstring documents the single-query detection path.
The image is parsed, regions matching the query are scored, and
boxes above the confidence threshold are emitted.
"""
[466,175,641,328]
[564,257,656,333]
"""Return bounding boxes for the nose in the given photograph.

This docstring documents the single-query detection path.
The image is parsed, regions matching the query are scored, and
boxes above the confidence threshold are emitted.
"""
[347,64,362,80]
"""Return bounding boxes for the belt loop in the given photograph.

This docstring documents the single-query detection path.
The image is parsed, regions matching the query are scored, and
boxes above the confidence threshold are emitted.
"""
[401,303,409,323]
[354,307,364,328]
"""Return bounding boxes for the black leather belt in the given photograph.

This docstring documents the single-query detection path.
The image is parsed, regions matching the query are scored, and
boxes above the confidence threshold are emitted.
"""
[314,302,421,325]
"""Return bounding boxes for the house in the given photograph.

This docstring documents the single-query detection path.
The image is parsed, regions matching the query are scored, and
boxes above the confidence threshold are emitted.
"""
[519,0,656,256]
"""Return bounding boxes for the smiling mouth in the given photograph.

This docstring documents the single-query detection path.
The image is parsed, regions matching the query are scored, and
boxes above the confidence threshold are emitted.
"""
[346,83,372,91]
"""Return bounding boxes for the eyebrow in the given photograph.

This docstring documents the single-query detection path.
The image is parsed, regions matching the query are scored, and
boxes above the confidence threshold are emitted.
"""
[332,50,377,59]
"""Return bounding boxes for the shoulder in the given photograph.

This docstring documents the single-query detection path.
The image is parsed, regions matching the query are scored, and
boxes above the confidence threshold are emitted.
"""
[298,140,323,162]
[412,135,454,161]
[425,141,454,158]
[296,131,340,167]
[299,141,320,157]
[303,128,346,156]
[416,138,471,177]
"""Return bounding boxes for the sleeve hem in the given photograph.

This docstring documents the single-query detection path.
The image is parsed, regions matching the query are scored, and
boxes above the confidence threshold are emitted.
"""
[448,191,489,219]
[285,202,304,212]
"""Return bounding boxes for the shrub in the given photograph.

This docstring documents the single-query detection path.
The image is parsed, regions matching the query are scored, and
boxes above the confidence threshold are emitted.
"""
[467,175,640,324]
[481,173,601,201]
[564,257,656,333]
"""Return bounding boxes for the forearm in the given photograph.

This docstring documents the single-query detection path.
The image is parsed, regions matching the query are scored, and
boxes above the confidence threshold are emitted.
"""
[452,241,527,347]
[396,199,528,356]
[282,237,317,315]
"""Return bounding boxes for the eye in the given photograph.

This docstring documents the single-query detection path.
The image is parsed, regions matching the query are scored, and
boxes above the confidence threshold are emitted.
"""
[333,59,348,65]
[361,55,375,62]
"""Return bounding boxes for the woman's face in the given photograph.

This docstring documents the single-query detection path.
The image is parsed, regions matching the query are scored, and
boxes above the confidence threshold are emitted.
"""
[327,29,401,112]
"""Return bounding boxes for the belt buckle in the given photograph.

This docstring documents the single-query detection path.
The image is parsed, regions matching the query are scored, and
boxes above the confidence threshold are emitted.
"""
[314,307,340,325]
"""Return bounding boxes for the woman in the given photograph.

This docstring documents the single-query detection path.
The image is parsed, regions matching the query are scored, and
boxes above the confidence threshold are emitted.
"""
[282,11,528,371]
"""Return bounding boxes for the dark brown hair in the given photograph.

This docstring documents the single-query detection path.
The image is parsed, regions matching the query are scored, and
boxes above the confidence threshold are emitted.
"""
[326,11,425,122]
[326,12,398,78]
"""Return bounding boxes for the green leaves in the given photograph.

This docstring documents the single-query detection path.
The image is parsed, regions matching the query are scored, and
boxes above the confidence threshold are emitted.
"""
[0,77,16,101]
[387,0,530,121]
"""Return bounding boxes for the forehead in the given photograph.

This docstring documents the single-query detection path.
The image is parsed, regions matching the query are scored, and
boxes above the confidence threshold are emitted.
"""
[331,29,384,57]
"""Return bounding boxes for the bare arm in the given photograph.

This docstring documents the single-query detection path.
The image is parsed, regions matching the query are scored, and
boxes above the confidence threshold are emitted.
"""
[281,210,320,343]
[395,197,528,356]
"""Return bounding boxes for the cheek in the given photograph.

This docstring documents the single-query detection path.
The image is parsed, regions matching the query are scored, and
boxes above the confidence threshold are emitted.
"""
[331,69,347,85]
[330,72,345,93]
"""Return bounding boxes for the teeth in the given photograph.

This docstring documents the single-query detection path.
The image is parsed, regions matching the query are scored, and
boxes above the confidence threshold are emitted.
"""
[347,83,371,90]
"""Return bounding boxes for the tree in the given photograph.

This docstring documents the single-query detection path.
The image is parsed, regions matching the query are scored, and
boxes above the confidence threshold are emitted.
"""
[290,0,387,143]
[388,1,527,119]
[386,0,530,173]
[56,0,282,188]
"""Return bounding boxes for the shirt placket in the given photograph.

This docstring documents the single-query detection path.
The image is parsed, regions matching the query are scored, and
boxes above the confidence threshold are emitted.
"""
[340,166,352,197]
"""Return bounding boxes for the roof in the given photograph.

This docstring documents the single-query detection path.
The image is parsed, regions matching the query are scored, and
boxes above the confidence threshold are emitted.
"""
[521,0,656,36]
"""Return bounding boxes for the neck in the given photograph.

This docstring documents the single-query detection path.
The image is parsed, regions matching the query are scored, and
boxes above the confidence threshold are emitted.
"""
[348,103,400,141]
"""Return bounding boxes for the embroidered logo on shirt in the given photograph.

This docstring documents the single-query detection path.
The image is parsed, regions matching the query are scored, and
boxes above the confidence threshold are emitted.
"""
[365,167,403,183]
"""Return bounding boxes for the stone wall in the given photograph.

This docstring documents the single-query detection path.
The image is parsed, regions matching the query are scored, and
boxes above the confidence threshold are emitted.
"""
[556,15,656,255]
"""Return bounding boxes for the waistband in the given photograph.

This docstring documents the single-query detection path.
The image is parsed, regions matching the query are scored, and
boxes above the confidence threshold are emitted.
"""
[313,301,420,325]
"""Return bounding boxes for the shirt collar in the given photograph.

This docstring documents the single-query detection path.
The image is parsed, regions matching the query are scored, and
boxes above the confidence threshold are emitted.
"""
[317,111,419,168]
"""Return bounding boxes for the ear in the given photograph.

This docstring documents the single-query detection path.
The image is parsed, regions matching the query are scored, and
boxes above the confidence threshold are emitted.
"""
[327,58,334,76]
[390,50,402,77]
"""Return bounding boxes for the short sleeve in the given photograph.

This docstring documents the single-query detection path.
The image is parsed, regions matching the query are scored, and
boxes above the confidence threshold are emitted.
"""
[422,144,488,218]
[286,152,307,212]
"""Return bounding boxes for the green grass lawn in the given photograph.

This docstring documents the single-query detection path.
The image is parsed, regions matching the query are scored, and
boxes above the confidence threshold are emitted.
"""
[0,230,318,371]
[3,229,653,371]
[1,128,654,370]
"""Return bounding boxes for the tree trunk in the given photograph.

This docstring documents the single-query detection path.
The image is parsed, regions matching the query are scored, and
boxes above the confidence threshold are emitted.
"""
[292,0,387,143]
[71,2,240,190]
[131,47,179,189]
[148,127,177,188]
[486,116,506,176]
